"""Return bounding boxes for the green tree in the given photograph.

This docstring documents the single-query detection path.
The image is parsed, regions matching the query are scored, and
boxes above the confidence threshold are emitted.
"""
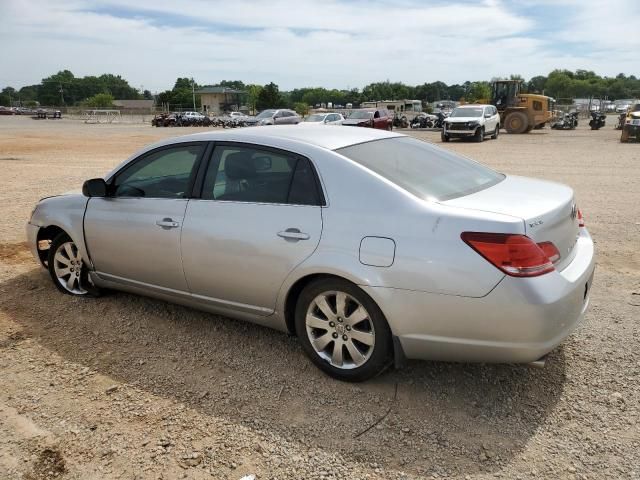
[467,81,492,102]
[293,102,309,116]
[256,82,282,110]
[526,75,547,94]
[84,93,114,108]
[246,84,263,114]
[215,80,246,90]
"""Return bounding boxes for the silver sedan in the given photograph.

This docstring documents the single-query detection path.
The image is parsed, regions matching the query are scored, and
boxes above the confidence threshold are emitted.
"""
[26,126,595,381]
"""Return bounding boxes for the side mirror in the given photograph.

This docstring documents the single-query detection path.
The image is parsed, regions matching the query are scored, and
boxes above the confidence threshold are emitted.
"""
[82,178,108,197]
[485,113,492,118]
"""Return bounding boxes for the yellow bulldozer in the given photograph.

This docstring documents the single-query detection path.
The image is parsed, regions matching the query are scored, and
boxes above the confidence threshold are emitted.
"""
[491,80,555,133]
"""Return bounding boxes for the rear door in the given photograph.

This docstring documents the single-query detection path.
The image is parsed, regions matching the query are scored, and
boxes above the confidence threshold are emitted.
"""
[181,143,324,314]
[84,142,206,292]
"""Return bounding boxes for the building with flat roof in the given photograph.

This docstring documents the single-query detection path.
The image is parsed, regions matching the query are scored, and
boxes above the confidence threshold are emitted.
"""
[195,87,247,115]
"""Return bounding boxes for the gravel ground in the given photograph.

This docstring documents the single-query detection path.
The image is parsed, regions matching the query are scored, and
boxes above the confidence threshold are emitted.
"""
[0,116,638,479]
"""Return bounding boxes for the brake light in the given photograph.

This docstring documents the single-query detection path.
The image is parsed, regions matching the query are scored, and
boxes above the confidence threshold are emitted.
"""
[537,241,560,264]
[577,209,584,227]
[461,232,556,277]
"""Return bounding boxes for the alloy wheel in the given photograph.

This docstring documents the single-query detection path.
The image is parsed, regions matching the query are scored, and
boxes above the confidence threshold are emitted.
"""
[305,290,375,369]
[52,241,88,295]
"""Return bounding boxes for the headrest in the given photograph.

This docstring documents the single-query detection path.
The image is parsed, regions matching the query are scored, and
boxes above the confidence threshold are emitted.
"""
[225,151,256,180]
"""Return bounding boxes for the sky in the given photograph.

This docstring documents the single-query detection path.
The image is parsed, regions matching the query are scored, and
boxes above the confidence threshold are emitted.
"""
[1,0,639,92]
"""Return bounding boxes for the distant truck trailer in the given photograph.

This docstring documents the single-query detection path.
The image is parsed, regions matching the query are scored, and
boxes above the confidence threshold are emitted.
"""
[360,99,423,122]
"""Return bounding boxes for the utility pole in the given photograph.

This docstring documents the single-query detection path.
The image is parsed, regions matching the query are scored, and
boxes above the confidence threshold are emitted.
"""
[192,79,196,111]
[59,84,64,106]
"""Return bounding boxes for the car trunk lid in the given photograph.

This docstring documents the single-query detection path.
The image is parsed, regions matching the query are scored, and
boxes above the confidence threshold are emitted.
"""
[442,175,580,271]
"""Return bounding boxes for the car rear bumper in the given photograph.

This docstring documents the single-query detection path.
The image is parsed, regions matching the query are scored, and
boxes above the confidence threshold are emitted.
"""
[362,228,596,364]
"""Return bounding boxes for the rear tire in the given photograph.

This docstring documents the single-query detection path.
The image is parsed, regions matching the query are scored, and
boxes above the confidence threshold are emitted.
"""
[294,278,392,382]
[621,128,630,143]
[504,112,528,134]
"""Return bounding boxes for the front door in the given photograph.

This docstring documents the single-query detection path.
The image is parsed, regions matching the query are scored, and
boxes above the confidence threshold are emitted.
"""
[84,143,206,293]
[181,143,323,314]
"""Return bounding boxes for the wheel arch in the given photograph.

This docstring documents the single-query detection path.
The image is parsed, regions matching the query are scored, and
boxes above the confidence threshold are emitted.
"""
[35,224,67,266]
[283,271,406,370]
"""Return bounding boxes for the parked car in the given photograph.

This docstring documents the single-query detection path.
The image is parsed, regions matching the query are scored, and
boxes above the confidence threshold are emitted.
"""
[303,112,344,125]
[442,104,500,142]
[0,106,15,115]
[182,111,206,121]
[229,111,247,119]
[343,109,392,130]
[245,109,301,126]
[27,127,595,382]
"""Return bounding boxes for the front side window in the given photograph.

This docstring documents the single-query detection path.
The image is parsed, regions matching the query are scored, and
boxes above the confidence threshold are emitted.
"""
[202,146,322,205]
[348,110,373,119]
[113,144,203,198]
[337,137,504,201]
[256,109,276,119]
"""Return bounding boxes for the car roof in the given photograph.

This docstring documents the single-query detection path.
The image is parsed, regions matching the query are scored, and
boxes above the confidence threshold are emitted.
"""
[150,125,405,151]
[455,104,488,108]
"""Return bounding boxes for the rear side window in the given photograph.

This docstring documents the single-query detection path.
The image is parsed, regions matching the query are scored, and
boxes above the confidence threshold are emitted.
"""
[202,146,322,205]
[336,137,504,201]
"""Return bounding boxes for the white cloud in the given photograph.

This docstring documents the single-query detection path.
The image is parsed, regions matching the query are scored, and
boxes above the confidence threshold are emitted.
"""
[0,0,638,92]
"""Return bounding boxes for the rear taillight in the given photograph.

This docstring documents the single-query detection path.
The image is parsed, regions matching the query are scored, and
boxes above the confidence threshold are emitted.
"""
[461,232,556,277]
[577,208,584,227]
[537,241,561,264]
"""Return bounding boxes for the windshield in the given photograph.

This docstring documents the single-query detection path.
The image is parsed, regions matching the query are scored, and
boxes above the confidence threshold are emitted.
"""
[336,137,504,201]
[348,110,373,119]
[256,109,276,119]
[305,114,325,122]
[450,108,483,118]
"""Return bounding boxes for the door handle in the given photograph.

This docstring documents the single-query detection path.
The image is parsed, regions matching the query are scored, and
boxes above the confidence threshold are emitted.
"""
[277,228,310,241]
[156,218,180,229]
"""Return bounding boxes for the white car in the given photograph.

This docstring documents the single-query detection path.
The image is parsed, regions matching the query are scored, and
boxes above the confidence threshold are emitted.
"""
[229,112,247,119]
[182,111,206,121]
[442,104,500,142]
[303,112,345,125]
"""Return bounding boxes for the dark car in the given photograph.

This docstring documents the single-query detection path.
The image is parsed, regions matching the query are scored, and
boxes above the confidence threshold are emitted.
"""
[343,109,392,130]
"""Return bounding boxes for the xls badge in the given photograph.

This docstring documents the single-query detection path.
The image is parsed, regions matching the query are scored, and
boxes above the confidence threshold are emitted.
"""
[570,203,578,221]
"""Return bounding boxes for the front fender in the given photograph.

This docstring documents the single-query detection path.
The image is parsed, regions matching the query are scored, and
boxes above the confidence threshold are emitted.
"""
[29,194,91,267]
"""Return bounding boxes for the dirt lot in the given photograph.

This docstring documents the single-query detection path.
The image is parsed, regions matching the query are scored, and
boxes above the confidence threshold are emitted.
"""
[0,116,638,480]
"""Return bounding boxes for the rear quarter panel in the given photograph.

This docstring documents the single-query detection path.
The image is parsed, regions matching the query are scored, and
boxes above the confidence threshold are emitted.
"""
[277,147,518,306]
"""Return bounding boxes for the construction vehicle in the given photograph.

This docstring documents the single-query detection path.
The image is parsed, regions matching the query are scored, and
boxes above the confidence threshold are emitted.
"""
[490,80,555,133]
[620,102,640,143]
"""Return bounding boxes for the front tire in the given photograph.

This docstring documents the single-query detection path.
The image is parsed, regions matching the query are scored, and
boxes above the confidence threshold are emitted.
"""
[505,112,528,134]
[474,127,484,142]
[295,278,392,382]
[441,131,450,142]
[491,124,500,139]
[47,233,99,296]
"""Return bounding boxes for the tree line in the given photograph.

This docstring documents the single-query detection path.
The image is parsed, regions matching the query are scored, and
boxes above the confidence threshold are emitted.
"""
[2,69,639,111]
[0,70,148,108]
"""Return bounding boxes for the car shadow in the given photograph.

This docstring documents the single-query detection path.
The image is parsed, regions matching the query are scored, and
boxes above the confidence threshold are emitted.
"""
[1,267,566,477]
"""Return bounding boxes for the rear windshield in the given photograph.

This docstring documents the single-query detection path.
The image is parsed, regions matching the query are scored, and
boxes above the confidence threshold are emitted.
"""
[336,137,504,201]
